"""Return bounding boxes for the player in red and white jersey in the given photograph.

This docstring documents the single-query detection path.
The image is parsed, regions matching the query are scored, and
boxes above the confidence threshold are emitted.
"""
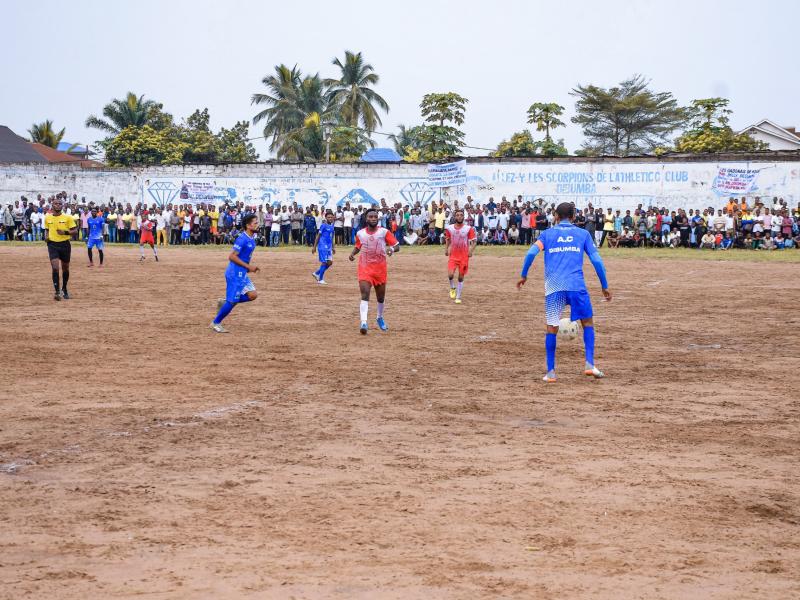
[348,207,399,334]
[138,215,159,262]
[444,208,476,304]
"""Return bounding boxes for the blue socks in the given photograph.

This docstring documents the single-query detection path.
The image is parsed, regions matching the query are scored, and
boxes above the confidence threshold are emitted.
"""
[213,301,235,324]
[237,294,252,303]
[317,263,330,279]
[583,326,595,366]
[545,333,557,372]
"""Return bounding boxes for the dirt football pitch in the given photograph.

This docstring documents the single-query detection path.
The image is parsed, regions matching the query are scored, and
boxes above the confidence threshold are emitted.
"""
[1,243,799,599]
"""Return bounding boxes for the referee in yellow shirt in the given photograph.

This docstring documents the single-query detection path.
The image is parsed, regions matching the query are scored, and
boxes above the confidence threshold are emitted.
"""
[44,197,78,301]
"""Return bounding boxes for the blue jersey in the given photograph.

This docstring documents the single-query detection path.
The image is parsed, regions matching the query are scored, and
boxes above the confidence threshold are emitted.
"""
[318,222,334,250]
[227,232,256,275]
[87,216,105,240]
[528,222,607,295]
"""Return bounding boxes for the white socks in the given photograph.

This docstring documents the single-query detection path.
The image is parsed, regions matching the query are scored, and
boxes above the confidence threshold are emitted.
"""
[377,302,385,318]
[359,300,369,323]
[449,278,455,289]
[456,281,463,299]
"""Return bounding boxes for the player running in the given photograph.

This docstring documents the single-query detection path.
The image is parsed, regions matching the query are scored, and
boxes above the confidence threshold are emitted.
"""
[44,196,78,300]
[444,208,476,304]
[210,213,260,333]
[86,207,106,268]
[517,202,612,382]
[348,207,399,334]
[312,210,336,285]
[138,214,159,261]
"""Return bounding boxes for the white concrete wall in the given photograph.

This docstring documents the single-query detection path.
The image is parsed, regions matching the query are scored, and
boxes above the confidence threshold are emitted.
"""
[1,159,799,212]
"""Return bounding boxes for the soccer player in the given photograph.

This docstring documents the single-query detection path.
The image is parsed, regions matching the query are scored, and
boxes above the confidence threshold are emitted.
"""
[348,207,399,334]
[210,213,260,333]
[86,207,106,267]
[444,208,476,304]
[312,210,336,285]
[44,197,78,300]
[517,202,612,382]
[138,214,159,261]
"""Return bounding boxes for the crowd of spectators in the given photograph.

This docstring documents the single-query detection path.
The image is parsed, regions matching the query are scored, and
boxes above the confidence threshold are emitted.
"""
[3,192,800,251]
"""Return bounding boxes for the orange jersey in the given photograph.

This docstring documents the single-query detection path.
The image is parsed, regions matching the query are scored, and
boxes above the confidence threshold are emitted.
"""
[445,223,475,262]
[355,227,398,285]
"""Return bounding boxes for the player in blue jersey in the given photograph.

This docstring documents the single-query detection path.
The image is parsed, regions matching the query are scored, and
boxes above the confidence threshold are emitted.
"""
[517,202,612,382]
[86,207,106,268]
[312,210,336,285]
[209,213,259,333]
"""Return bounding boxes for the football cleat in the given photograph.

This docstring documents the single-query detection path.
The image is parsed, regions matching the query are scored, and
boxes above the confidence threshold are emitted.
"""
[360,322,368,335]
[209,322,229,333]
[449,288,456,299]
[455,298,462,304]
[61,290,71,300]
[318,280,328,285]
[376,317,388,331]
[584,366,605,379]
[542,372,557,383]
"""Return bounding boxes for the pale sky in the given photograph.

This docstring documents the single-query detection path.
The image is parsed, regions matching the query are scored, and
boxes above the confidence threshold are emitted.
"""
[3,0,799,158]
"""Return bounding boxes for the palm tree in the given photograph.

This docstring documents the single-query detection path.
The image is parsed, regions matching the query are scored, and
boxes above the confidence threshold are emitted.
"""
[324,51,389,133]
[252,65,332,160]
[388,124,424,154]
[28,120,66,148]
[85,92,163,135]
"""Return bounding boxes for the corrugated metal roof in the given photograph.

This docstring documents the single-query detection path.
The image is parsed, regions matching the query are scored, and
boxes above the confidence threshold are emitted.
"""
[360,147,402,162]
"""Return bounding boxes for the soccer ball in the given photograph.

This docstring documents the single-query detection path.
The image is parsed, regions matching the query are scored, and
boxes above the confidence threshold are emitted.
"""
[558,318,582,340]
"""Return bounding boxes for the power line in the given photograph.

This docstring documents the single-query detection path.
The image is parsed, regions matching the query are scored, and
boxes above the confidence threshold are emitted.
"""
[246,123,497,153]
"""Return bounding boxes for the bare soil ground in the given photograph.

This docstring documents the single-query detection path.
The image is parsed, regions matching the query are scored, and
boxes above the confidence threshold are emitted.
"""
[1,244,798,599]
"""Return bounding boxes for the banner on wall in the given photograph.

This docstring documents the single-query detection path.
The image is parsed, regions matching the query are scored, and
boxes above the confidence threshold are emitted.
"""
[428,160,467,188]
[711,167,761,195]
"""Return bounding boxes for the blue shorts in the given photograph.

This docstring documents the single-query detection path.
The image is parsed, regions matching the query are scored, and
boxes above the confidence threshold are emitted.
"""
[182,230,190,240]
[545,290,593,327]
[87,238,104,250]
[318,247,332,263]
[225,269,255,303]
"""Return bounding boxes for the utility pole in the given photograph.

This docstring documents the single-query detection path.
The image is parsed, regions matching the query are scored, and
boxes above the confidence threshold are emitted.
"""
[324,124,331,162]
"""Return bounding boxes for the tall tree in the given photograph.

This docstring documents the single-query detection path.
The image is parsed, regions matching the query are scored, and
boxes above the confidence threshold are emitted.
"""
[252,64,331,160]
[28,120,66,148]
[571,75,687,156]
[675,98,767,153]
[85,92,167,135]
[417,92,468,160]
[324,51,389,133]
[526,102,565,141]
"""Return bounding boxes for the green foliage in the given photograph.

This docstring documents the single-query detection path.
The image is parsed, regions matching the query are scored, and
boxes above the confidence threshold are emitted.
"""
[571,75,688,156]
[102,107,259,166]
[493,130,537,157]
[324,51,389,133]
[494,130,568,157]
[526,103,565,141]
[216,121,259,162]
[104,126,188,166]
[328,125,374,161]
[85,92,168,135]
[417,93,468,160]
[675,98,768,153]
[28,120,66,148]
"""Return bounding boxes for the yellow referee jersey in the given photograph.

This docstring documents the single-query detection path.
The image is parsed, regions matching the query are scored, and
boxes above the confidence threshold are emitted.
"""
[44,213,77,242]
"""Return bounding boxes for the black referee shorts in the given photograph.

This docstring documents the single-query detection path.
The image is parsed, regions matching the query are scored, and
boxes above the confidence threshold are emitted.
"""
[47,240,72,263]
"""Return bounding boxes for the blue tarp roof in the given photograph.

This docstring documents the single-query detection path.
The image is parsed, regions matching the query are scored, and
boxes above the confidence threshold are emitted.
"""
[360,147,402,162]
[57,141,88,153]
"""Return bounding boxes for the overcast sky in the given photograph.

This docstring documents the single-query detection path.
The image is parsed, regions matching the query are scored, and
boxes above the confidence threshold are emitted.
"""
[3,0,799,157]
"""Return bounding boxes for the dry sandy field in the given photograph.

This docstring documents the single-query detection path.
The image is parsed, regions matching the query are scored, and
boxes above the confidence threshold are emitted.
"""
[1,243,799,599]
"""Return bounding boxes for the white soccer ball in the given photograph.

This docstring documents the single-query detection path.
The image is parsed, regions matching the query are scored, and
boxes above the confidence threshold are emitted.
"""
[558,318,582,340]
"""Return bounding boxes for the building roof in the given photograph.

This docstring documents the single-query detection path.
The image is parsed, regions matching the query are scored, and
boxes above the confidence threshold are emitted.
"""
[30,142,103,167]
[738,118,800,147]
[0,125,48,163]
[360,147,402,162]
[56,141,88,154]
